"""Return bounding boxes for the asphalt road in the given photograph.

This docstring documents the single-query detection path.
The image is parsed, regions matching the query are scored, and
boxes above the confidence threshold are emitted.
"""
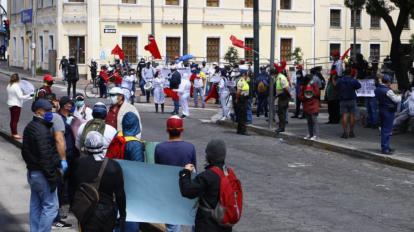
[1,73,414,232]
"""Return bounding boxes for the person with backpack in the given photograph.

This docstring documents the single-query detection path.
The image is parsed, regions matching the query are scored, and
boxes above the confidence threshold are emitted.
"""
[34,74,54,102]
[255,67,270,118]
[155,115,196,232]
[299,74,321,140]
[76,102,117,154]
[179,139,242,232]
[67,57,79,98]
[59,56,69,82]
[71,131,126,232]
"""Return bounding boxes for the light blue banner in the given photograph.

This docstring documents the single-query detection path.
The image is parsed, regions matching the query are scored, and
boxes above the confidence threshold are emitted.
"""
[116,160,197,225]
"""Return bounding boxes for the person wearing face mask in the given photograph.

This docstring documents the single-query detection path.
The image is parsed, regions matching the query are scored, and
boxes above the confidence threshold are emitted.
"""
[73,93,93,123]
[106,87,142,139]
[22,99,61,232]
[33,74,55,102]
[141,62,155,103]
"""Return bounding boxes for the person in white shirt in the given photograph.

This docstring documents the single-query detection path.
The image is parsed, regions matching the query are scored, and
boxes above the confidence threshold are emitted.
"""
[73,93,93,123]
[153,69,166,113]
[6,73,32,139]
[75,102,117,154]
[178,73,192,118]
[218,73,231,120]
[141,62,155,103]
[121,69,137,104]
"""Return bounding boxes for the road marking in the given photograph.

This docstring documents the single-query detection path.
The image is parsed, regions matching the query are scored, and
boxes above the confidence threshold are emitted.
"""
[288,163,312,168]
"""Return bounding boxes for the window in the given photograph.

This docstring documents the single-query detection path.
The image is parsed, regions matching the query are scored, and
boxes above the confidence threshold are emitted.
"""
[371,15,381,28]
[330,9,341,27]
[350,10,361,28]
[206,38,220,63]
[280,0,291,10]
[68,0,84,2]
[166,0,179,5]
[370,44,380,61]
[350,43,361,58]
[39,36,44,62]
[69,36,85,64]
[404,17,410,29]
[13,37,16,58]
[166,37,181,62]
[280,38,292,61]
[122,0,136,3]
[329,43,341,60]
[245,0,253,8]
[38,0,43,8]
[21,37,24,60]
[244,38,254,62]
[206,0,219,7]
[122,37,138,63]
[49,35,54,50]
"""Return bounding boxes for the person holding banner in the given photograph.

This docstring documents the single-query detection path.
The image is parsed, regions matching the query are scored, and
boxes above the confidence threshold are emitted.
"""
[363,67,379,129]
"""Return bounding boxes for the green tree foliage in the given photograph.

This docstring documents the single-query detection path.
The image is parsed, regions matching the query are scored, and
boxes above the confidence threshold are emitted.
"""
[224,46,239,65]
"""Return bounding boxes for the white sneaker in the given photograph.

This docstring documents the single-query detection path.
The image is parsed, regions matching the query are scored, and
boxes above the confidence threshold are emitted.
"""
[220,116,227,121]
[304,135,311,140]
[310,136,318,141]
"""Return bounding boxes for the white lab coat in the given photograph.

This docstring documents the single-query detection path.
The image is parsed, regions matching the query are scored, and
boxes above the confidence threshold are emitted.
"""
[153,77,165,104]
[219,77,231,118]
[178,78,192,116]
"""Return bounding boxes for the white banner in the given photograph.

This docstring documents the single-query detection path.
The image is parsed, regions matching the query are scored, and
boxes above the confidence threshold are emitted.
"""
[356,79,376,97]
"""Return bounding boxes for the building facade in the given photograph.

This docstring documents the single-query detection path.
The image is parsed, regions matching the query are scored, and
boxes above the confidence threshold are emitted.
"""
[0,0,7,48]
[6,0,414,78]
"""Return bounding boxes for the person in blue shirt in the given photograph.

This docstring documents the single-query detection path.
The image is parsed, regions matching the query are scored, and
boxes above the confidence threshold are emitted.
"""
[155,115,196,232]
[375,76,401,155]
[255,66,270,118]
[335,65,362,139]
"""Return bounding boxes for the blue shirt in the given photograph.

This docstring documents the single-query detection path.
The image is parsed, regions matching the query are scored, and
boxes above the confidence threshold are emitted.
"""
[155,141,196,167]
[336,76,361,100]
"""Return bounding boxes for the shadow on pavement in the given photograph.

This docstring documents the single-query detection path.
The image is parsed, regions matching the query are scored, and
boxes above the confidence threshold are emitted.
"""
[0,203,28,232]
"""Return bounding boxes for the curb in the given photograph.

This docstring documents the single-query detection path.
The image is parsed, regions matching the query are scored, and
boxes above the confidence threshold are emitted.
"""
[0,129,164,232]
[0,69,87,86]
[216,120,414,171]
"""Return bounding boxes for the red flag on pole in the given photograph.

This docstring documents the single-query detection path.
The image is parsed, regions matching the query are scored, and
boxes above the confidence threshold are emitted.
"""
[111,44,125,60]
[341,48,352,61]
[230,35,252,51]
[145,35,162,59]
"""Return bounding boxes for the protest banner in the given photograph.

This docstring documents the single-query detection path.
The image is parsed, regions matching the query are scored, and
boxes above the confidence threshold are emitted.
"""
[356,79,376,97]
[116,160,197,225]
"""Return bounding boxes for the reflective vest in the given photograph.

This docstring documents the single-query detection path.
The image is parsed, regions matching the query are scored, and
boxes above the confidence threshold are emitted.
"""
[276,74,288,92]
[239,78,249,91]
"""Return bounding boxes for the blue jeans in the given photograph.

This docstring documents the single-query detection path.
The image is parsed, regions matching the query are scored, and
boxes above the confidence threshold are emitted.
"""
[379,109,395,152]
[247,98,253,124]
[193,87,205,108]
[173,100,180,114]
[166,224,181,232]
[28,171,59,232]
[366,97,378,126]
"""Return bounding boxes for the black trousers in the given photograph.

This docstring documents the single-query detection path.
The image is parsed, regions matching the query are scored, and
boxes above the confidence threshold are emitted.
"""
[328,100,340,123]
[67,81,77,98]
[277,97,290,130]
[237,96,248,133]
[294,96,302,116]
[257,94,269,117]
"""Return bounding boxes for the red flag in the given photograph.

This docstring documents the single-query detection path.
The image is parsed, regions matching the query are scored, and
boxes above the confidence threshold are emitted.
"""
[111,44,125,60]
[230,35,252,51]
[341,48,352,61]
[145,35,162,59]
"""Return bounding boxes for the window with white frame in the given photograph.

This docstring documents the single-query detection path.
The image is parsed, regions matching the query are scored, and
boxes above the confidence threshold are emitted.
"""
[21,37,24,60]
[280,0,291,10]
[370,44,380,61]
[370,15,381,28]
[166,0,179,5]
[166,37,181,62]
[245,0,253,8]
[350,10,361,28]
[244,38,254,62]
[122,37,138,63]
[122,0,137,4]
[350,43,361,58]
[39,36,44,63]
[330,9,341,28]
[280,38,292,61]
[49,35,54,50]
[69,36,85,64]
[206,0,219,7]
[206,38,220,63]
[329,43,341,60]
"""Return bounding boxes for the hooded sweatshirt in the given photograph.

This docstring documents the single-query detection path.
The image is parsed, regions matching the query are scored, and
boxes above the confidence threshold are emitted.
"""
[122,112,144,162]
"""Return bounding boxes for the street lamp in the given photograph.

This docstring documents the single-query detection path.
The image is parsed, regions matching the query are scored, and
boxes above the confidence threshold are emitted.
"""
[268,0,277,129]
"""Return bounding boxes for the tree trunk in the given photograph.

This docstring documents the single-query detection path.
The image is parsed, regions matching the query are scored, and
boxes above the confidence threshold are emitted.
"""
[390,35,410,90]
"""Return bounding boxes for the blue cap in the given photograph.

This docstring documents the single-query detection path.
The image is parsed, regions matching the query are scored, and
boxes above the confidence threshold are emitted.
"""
[382,75,392,83]
[33,99,53,112]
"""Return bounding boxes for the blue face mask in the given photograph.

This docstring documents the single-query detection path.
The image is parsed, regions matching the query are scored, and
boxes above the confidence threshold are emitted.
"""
[75,101,84,108]
[44,112,53,122]
[70,105,76,113]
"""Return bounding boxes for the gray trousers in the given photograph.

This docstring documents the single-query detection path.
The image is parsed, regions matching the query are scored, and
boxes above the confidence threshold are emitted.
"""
[305,113,319,137]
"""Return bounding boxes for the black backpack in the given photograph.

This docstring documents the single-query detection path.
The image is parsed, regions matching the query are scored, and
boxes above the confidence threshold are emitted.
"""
[71,158,109,224]
[67,64,79,81]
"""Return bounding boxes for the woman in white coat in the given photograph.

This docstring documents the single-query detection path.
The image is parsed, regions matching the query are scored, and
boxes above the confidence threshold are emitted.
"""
[178,73,192,118]
[7,73,32,139]
[218,74,231,120]
[153,70,166,113]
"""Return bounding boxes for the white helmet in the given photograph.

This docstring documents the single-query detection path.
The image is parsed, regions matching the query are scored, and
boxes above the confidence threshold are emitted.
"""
[108,87,124,95]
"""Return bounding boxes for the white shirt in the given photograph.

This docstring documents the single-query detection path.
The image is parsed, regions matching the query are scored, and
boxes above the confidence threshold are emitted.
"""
[73,105,93,122]
[7,83,31,107]
[141,67,155,82]
[386,90,402,104]
[122,74,136,90]
[193,74,204,88]
[75,122,117,154]
[178,78,192,95]
[334,60,343,77]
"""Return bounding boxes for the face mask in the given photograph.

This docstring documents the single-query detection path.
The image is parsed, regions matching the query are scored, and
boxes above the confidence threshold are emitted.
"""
[110,96,118,105]
[66,116,74,125]
[43,112,54,122]
[75,101,84,108]
[70,105,76,113]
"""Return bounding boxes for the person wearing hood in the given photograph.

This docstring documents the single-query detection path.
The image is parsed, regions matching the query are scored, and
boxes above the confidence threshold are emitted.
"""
[179,139,235,232]
[106,87,142,138]
[178,73,192,118]
[71,131,126,232]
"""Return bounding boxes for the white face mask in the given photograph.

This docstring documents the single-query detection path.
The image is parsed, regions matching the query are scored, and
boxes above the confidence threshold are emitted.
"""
[110,96,118,105]
[66,116,74,125]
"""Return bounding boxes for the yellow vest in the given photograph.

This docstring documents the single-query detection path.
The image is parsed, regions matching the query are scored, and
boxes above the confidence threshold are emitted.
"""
[276,74,288,91]
[238,78,249,91]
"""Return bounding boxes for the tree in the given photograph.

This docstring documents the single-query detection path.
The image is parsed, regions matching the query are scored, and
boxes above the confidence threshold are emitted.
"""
[345,0,414,90]
[224,46,239,64]
[289,47,304,65]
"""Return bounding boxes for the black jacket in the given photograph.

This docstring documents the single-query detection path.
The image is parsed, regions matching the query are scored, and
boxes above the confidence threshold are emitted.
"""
[170,71,181,90]
[22,116,60,186]
[67,64,79,82]
[179,164,232,232]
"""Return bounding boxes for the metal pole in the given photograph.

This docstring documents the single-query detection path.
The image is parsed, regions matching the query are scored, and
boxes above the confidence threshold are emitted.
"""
[32,0,37,78]
[183,0,188,55]
[151,0,155,36]
[353,6,357,61]
[313,0,316,66]
[268,0,276,129]
[253,0,259,77]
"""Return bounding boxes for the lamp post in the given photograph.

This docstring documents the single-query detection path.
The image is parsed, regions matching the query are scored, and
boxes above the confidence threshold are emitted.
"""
[151,0,155,36]
[268,0,276,128]
[183,0,188,55]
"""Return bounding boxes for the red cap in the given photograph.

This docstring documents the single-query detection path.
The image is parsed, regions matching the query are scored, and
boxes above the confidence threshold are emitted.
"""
[166,115,184,132]
[330,70,337,76]
[43,74,53,82]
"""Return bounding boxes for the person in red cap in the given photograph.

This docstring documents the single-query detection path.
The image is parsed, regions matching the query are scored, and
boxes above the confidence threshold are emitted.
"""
[154,115,196,232]
[34,74,54,101]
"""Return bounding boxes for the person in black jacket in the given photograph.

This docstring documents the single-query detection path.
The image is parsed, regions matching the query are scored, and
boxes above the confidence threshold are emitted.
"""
[179,139,232,232]
[67,57,79,98]
[71,131,126,232]
[22,99,61,232]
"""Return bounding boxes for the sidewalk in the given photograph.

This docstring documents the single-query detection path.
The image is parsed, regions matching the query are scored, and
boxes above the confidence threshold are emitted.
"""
[215,110,414,171]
